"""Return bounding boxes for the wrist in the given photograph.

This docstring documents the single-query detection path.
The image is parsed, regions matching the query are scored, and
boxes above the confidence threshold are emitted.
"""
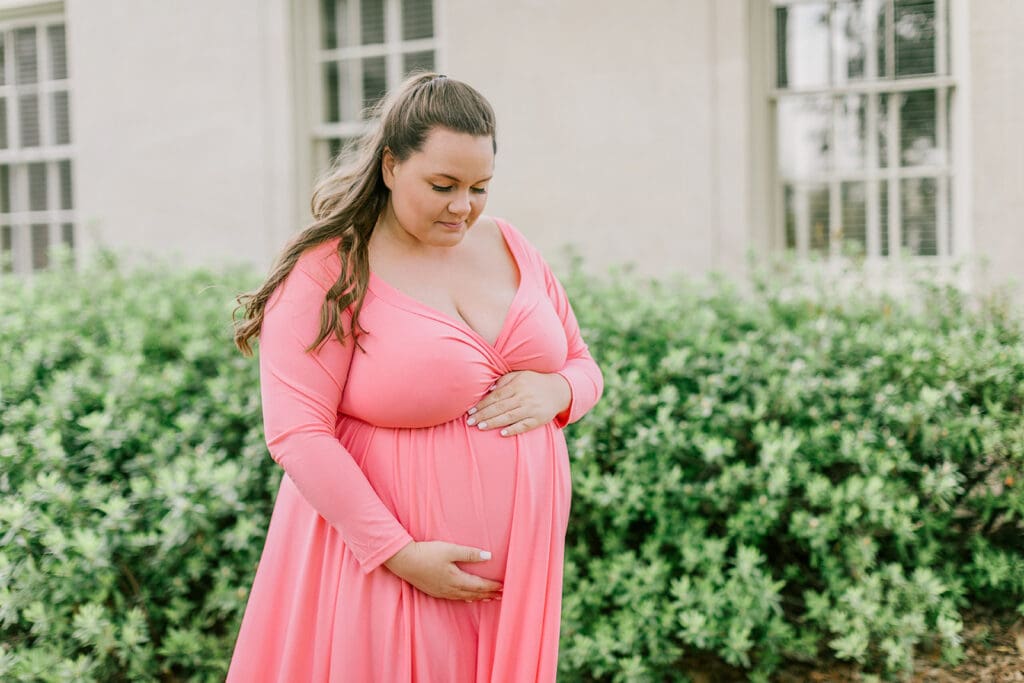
[383,540,416,574]
[551,372,571,414]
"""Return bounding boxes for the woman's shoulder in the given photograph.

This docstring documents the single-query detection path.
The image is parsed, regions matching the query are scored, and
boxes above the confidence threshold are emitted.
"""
[483,215,543,262]
[484,215,556,279]
[293,237,344,290]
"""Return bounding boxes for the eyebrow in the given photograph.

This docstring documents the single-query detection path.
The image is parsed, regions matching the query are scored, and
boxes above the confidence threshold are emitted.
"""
[433,173,493,184]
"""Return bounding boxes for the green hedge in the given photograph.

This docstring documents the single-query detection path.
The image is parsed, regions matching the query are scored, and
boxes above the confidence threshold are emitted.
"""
[1,251,1021,682]
[0,253,271,682]
[558,260,1024,681]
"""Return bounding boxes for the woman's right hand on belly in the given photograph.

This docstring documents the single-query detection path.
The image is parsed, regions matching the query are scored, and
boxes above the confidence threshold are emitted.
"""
[383,541,503,603]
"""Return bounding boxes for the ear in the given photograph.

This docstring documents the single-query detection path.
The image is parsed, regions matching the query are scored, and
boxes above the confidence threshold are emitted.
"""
[381,147,397,190]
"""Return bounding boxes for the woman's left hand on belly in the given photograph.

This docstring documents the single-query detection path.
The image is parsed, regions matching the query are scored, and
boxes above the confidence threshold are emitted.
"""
[465,370,571,437]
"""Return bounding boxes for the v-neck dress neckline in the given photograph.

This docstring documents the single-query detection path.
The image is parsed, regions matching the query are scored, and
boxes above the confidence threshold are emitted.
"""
[366,219,525,350]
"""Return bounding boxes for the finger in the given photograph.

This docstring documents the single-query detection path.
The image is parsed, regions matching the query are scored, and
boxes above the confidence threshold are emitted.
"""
[468,396,518,426]
[497,418,537,437]
[492,372,520,389]
[458,592,503,603]
[469,375,519,414]
[474,408,522,431]
[451,570,503,594]
[452,545,492,563]
[467,391,497,417]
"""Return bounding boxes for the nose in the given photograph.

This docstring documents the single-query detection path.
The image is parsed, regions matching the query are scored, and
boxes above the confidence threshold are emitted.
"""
[448,192,471,216]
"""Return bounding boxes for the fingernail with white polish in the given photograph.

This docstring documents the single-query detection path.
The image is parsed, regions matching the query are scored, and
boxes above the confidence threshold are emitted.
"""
[467,417,476,426]
[468,407,477,415]
[480,550,492,560]
[477,422,487,429]
[500,429,508,436]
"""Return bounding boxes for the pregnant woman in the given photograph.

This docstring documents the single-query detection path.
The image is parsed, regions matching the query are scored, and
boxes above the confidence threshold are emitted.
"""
[228,73,603,682]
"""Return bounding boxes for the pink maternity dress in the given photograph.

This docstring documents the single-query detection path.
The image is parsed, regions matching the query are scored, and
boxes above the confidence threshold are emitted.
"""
[226,217,603,682]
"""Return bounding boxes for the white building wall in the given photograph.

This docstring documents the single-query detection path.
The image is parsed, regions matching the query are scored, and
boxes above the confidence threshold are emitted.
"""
[442,0,754,278]
[968,0,1024,300]
[65,0,296,270]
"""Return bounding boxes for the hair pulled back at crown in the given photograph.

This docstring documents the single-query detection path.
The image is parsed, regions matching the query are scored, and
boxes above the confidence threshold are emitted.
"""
[233,73,496,356]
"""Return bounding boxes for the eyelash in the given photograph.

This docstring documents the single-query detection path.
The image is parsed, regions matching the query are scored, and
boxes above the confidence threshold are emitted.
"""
[431,185,487,195]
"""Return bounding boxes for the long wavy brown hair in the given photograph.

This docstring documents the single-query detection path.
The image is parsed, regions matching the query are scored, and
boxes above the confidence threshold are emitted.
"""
[233,73,496,356]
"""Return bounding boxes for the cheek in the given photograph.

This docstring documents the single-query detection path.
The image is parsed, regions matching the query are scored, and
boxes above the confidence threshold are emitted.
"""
[394,185,432,219]
[470,194,488,215]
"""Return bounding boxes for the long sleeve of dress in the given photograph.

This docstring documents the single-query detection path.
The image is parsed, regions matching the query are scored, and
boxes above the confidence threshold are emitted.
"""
[539,259,604,428]
[258,261,414,574]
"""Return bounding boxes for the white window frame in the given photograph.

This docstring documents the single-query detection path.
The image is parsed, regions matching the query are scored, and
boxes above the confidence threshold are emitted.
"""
[307,0,443,174]
[0,1,73,277]
[767,0,966,272]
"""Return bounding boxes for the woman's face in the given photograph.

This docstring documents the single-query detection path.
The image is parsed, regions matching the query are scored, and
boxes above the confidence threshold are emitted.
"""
[381,126,494,248]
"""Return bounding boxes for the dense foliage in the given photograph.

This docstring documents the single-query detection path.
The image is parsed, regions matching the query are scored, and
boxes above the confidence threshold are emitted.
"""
[0,252,271,682]
[558,259,1024,681]
[1,250,1021,682]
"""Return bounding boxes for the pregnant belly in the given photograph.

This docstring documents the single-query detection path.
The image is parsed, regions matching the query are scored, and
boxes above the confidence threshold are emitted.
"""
[338,417,569,583]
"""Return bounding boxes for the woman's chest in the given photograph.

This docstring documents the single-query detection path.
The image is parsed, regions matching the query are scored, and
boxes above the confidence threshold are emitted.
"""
[340,285,568,429]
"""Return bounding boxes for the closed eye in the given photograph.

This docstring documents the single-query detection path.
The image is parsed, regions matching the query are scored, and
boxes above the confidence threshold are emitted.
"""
[431,184,488,195]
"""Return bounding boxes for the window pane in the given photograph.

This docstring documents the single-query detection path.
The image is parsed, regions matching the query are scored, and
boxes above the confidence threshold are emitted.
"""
[402,0,433,41]
[895,0,936,77]
[323,61,340,122]
[784,183,831,254]
[61,222,73,249]
[361,0,385,45]
[901,177,937,256]
[0,165,9,213]
[784,185,797,249]
[876,0,888,78]
[807,185,831,253]
[332,136,360,164]
[59,160,72,210]
[775,3,830,89]
[31,223,48,270]
[0,98,6,149]
[840,181,867,256]
[0,224,10,273]
[328,137,343,163]
[53,91,70,144]
[321,136,361,170]
[878,93,891,168]
[19,94,40,147]
[880,180,890,256]
[834,0,867,84]
[337,59,361,121]
[403,50,434,76]
[48,25,66,80]
[28,162,47,211]
[321,0,339,49]
[362,56,387,115]
[0,34,5,87]
[15,28,37,85]
[777,96,831,177]
[901,89,939,166]
[834,94,867,170]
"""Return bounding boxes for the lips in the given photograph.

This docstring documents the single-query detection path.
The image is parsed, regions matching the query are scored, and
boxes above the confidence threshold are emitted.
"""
[439,221,465,230]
